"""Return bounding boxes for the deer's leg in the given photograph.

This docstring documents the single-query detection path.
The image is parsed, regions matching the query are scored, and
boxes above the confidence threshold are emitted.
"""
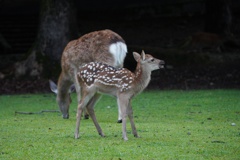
[57,72,72,119]
[74,73,89,120]
[76,85,89,120]
[118,96,129,141]
[117,105,122,123]
[75,103,83,139]
[75,91,94,139]
[86,93,105,137]
[128,103,139,138]
[83,110,89,119]
[83,93,101,120]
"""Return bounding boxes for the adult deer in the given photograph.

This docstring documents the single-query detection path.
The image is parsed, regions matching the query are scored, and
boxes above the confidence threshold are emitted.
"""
[74,51,165,140]
[49,29,127,122]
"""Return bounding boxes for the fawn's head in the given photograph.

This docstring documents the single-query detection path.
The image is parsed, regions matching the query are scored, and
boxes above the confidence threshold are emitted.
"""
[133,50,165,71]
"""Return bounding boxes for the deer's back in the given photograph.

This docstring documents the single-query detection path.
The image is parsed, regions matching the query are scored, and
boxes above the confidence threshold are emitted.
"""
[61,29,126,75]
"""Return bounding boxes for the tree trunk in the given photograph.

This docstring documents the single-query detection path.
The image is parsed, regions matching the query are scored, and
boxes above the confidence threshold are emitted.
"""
[15,0,78,78]
[204,0,232,36]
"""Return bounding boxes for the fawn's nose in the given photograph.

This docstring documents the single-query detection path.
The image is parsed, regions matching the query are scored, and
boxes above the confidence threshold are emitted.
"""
[159,60,165,68]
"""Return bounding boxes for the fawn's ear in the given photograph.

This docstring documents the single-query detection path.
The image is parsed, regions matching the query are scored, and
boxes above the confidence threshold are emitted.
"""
[141,50,146,60]
[133,52,141,62]
[49,80,58,94]
[69,84,75,93]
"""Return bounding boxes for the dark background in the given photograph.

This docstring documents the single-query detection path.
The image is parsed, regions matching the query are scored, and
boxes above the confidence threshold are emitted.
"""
[0,0,240,94]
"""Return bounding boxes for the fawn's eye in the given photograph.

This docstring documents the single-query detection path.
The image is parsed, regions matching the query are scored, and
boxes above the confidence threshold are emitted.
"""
[151,59,155,62]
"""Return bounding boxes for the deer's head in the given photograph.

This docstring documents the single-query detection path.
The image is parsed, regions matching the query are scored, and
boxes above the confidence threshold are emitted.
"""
[49,80,75,119]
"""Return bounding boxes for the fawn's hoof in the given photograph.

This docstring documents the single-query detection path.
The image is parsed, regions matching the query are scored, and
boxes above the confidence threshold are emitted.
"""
[123,137,128,141]
[99,133,105,137]
[117,119,122,123]
[75,133,79,139]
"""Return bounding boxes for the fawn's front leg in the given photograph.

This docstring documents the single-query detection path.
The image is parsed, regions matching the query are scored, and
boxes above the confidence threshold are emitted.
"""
[128,103,139,138]
[75,92,94,139]
[86,93,105,137]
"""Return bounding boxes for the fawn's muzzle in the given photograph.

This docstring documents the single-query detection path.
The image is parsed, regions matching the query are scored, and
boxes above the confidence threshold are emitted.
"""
[159,60,165,69]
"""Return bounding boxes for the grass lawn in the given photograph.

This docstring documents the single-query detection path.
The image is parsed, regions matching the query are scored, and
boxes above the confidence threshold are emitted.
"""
[0,90,239,159]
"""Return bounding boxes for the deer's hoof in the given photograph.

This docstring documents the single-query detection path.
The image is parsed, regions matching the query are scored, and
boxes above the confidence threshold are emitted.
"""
[134,135,140,138]
[84,114,89,119]
[117,119,122,123]
[62,114,69,119]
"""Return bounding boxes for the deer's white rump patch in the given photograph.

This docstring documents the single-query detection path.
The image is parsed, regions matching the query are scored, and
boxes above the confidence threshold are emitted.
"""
[109,42,127,68]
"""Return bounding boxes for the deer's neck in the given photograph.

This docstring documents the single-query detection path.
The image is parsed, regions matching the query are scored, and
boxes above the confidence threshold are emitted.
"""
[133,63,151,94]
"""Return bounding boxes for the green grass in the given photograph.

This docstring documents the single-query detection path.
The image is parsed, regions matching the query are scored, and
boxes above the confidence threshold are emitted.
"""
[0,90,240,160]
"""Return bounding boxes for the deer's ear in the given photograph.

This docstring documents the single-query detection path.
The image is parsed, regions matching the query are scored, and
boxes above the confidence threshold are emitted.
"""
[133,52,141,62]
[141,50,146,60]
[49,80,58,94]
[69,84,75,93]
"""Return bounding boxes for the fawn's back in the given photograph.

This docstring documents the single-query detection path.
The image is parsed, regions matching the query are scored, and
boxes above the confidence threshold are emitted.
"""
[78,62,134,93]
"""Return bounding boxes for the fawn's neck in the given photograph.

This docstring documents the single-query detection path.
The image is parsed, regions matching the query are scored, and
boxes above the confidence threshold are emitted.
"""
[133,62,151,94]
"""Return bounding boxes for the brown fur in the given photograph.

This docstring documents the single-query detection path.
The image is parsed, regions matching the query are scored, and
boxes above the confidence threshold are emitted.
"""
[53,29,127,119]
